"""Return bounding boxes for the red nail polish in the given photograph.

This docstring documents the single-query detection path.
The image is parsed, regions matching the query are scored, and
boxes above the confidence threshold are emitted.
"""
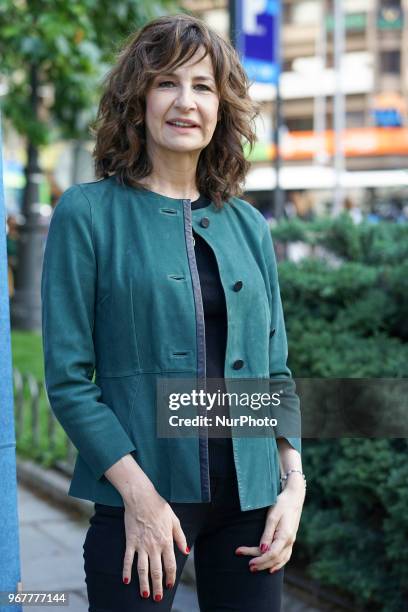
[250,565,258,572]
[154,594,162,601]
[166,582,173,589]
[142,591,149,598]
[123,577,129,584]
[260,543,268,552]
[185,546,191,553]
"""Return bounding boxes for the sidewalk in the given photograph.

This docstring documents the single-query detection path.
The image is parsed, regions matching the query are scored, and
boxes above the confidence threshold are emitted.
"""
[18,483,89,611]
[18,482,199,611]
[18,480,319,612]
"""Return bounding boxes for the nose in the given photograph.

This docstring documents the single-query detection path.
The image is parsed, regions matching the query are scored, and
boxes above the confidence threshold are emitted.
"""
[174,85,197,110]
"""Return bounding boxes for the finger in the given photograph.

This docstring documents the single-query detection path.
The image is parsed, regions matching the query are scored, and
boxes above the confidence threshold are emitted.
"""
[122,545,136,585]
[149,553,164,602]
[269,549,292,573]
[249,539,287,571]
[258,513,279,552]
[137,550,150,599]
[162,544,177,590]
[172,513,190,555]
[267,533,287,559]
[235,546,261,557]
[269,563,285,574]
[252,544,292,572]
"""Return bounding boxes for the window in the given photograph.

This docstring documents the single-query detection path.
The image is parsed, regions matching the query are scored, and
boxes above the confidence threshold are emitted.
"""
[380,0,401,8]
[346,111,366,128]
[286,118,314,131]
[380,50,401,74]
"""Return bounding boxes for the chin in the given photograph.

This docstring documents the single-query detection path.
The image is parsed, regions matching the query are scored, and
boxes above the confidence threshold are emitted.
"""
[165,142,204,152]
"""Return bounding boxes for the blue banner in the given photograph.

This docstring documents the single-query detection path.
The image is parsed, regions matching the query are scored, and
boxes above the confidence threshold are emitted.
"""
[235,0,281,84]
[0,113,22,611]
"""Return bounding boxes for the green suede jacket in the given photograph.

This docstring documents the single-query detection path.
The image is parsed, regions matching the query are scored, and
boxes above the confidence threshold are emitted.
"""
[41,175,301,511]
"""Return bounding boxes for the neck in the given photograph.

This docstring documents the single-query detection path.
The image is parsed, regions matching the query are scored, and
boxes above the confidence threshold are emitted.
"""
[140,180,200,201]
[139,146,200,200]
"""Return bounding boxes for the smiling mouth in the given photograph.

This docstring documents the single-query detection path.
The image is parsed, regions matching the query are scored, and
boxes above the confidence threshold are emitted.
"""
[166,122,199,130]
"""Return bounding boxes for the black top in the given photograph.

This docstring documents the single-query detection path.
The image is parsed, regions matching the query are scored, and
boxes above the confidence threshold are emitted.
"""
[191,195,235,478]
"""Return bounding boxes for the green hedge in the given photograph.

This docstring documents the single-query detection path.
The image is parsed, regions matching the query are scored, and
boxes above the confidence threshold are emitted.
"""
[271,215,408,611]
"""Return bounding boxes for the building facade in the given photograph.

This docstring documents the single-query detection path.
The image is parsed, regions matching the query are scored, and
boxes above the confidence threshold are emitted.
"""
[183,0,408,218]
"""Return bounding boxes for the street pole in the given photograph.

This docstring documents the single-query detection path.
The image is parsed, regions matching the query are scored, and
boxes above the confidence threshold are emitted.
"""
[229,0,236,46]
[332,0,346,215]
[273,3,284,220]
[314,0,328,166]
[10,63,47,331]
[0,113,23,611]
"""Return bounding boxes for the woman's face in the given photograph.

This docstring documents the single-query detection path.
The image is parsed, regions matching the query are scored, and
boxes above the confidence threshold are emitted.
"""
[143,47,220,158]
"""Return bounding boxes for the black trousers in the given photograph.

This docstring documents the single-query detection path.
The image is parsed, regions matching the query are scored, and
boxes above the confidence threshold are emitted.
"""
[83,470,284,611]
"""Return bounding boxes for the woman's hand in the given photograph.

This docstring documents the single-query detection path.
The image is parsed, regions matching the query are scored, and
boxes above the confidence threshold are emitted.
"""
[235,474,306,573]
[104,453,190,600]
[122,485,190,601]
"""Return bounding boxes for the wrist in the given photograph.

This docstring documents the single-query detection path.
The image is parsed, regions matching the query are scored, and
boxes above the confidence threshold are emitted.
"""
[280,469,306,494]
[120,475,156,503]
[285,472,306,493]
[104,454,156,502]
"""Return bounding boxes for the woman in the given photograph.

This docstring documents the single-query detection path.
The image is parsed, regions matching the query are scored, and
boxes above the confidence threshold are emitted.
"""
[41,13,306,611]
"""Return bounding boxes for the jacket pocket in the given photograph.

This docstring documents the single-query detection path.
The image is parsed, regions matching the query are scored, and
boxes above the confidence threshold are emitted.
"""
[97,375,142,438]
[94,292,142,377]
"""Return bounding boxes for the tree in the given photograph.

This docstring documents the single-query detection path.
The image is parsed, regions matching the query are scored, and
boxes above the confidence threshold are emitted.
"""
[0,0,180,143]
[0,0,181,329]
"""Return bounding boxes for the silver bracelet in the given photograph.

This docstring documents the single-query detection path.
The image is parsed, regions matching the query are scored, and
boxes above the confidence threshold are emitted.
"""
[280,469,307,489]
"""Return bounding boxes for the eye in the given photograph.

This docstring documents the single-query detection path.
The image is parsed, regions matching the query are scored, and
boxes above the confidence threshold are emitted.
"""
[157,81,212,91]
[158,81,175,87]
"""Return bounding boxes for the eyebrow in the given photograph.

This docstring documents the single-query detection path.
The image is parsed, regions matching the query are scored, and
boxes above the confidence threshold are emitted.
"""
[158,72,215,82]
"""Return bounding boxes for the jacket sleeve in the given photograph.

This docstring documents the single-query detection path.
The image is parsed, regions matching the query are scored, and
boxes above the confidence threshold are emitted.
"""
[261,220,302,455]
[41,185,136,481]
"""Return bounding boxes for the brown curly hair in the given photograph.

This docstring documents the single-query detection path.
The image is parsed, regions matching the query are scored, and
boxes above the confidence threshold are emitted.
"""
[92,13,260,209]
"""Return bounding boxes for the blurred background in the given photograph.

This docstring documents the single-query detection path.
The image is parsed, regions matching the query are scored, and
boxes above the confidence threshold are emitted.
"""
[4,0,408,219]
[1,1,407,611]
[3,0,408,315]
